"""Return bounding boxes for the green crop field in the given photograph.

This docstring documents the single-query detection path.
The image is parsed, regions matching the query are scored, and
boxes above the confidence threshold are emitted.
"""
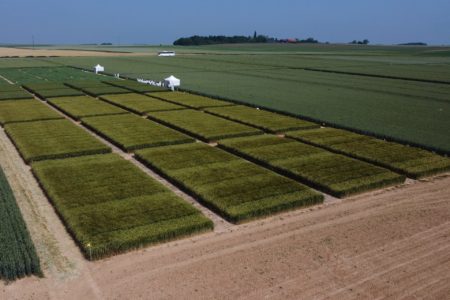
[104,80,168,93]
[286,127,450,179]
[147,109,262,141]
[0,99,63,125]
[43,44,450,153]
[31,154,213,260]
[66,81,129,96]
[100,93,185,114]
[0,84,33,100]
[219,135,405,197]
[5,119,111,162]
[205,105,319,133]
[48,96,128,119]
[135,143,323,223]
[22,82,85,98]
[0,66,102,84]
[149,91,235,109]
[0,167,41,281]
[81,113,194,150]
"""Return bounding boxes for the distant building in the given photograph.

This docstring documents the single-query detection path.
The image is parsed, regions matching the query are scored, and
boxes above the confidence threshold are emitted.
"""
[158,51,176,57]
[94,64,104,74]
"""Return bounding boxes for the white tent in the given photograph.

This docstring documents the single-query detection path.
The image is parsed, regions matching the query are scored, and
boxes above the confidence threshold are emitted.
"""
[164,75,180,90]
[94,64,104,74]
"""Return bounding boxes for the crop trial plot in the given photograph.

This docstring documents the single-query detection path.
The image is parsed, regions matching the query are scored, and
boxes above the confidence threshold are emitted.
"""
[0,85,32,100]
[49,96,128,120]
[147,109,262,141]
[0,99,63,125]
[135,143,323,223]
[104,80,168,93]
[23,82,84,98]
[100,93,185,114]
[219,135,405,197]
[205,105,319,132]
[286,127,450,179]
[32,153,213,260]
[66,81,129,96]
[0,167,41,281]
[5,119,111,162]
[149,91,235,109]
[82,113,194,150]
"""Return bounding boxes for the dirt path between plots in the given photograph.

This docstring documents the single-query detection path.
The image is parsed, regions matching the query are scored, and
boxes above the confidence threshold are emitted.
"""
[1,147,449,300]
[0,47,153,57]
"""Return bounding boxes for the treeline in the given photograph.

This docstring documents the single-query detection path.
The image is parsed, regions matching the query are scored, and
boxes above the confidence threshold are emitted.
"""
[173,34,271,46]
[350,39,370,45]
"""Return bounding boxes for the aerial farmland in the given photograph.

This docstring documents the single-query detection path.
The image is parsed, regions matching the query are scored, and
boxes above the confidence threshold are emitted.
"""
[1,2,450,299]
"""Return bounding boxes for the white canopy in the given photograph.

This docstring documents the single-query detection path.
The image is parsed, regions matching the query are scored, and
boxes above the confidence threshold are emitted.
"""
[94,64,104,74]
[164,75,180,90]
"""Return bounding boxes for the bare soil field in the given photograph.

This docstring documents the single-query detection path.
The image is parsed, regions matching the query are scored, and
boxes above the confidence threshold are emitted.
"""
[0,47,152,57]
[1,124,449,299]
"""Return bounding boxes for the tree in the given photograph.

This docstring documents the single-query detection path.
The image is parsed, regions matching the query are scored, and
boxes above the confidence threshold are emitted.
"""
[253,31,257,39]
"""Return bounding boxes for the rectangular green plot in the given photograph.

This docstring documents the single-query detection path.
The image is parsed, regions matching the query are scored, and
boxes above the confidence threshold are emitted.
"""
[81,114,194,151]
[205,105,319,133]
[219,135,405,198]
[147,109,262,141]
[104,80,168,93]
[286,127,450,179]
[0,99,63,125]
[33,88,85,98]
[66,81,129,96]
[48,96,128,120]
[32,154,212,260]
[66,81,110,89]
[100,93,185,114]
[5,119,111,162]
[81,86,130,96]
[0,85,25,92]
[149,91,234,109]
[0,167,41,281]
[135,143,323,223]
[0,90,33,100]
[23,82,68,90]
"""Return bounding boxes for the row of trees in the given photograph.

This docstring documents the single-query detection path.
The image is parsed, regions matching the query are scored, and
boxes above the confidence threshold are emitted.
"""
[173,32,271,46]
[350,39,369,45]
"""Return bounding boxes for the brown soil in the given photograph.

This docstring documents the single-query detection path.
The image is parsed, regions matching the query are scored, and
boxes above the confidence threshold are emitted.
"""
[1,123,449,299]
[0,47,152,57]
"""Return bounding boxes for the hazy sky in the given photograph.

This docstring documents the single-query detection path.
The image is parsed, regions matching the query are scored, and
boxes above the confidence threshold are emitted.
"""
[1,0,449,45]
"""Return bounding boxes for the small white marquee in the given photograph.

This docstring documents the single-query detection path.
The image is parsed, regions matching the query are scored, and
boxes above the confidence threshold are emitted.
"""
[94,64,105,74]
[164,75,180,90]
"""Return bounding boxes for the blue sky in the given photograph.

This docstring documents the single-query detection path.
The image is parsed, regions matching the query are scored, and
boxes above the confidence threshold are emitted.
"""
[1,0,449,45]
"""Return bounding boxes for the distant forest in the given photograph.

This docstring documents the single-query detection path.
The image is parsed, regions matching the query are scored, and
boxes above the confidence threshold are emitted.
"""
[173,32,320,46]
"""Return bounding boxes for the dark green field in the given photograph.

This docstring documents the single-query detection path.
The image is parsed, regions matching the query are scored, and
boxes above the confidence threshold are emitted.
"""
[20,43,449,153]
[0,167,41,281]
